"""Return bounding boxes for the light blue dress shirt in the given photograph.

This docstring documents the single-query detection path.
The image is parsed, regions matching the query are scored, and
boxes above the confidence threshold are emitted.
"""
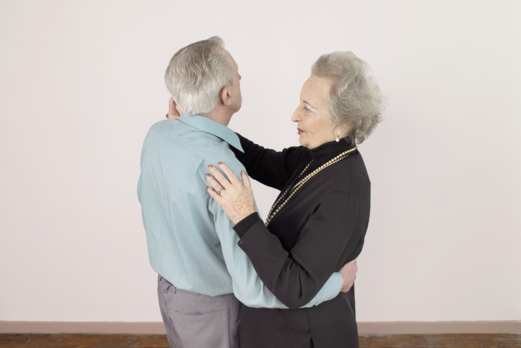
[137,114,342,308]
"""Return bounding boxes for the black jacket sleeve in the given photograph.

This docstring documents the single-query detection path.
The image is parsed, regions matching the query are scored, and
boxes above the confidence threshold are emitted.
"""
[234,212,261,238]
[231,134,310,191]
[234,192,361,309]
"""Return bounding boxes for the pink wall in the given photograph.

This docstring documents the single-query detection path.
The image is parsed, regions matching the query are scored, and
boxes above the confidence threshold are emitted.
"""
[0,0,520,322]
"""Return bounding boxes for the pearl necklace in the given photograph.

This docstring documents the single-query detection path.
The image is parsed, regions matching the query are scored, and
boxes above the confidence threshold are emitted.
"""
[264,146,357,226]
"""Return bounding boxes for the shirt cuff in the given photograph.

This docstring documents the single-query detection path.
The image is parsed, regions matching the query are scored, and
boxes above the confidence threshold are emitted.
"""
[233,212,261,238]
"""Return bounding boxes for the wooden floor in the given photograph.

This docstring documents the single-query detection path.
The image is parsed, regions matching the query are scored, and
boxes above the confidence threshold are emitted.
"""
[1,333,520,348]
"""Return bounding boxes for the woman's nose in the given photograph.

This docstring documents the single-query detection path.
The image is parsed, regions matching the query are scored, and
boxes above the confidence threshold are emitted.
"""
[291,108,300,122]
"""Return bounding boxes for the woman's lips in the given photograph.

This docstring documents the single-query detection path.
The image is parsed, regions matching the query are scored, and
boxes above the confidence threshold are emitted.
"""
[298,129,304,135]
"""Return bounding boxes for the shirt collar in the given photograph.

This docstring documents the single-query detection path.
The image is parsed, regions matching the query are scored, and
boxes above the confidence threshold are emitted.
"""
[178,114,244,153]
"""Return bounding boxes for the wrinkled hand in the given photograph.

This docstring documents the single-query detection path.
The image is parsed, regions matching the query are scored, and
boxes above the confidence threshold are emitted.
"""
[166,97,180,119]
[206,162,256,224]
[339,259,357,293]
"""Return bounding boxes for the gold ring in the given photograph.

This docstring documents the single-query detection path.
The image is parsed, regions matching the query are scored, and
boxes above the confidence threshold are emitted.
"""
[217,187,224,195]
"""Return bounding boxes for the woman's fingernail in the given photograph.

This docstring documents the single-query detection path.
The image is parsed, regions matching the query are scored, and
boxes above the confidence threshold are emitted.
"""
[206,174,210,178]
[208,165,213,169]
[218,162,223,166]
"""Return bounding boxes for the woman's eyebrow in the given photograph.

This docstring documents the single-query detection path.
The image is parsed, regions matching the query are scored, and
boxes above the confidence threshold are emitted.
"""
[304,101,317,110]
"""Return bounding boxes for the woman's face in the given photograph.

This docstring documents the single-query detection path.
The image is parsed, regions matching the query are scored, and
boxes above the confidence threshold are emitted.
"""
[291,75,338,149]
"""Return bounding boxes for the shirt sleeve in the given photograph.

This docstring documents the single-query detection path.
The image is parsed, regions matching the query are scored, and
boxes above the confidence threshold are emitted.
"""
[204,165,342,309]
[234,191,359,309]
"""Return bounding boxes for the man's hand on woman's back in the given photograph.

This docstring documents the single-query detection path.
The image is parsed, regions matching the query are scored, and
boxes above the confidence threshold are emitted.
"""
[340,259,357,293]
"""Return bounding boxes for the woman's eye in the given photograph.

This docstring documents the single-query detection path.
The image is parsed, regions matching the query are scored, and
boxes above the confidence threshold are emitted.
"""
[304,106,312,112]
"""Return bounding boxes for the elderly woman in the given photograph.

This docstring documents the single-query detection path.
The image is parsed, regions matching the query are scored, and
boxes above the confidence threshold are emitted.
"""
[205,51,383,348]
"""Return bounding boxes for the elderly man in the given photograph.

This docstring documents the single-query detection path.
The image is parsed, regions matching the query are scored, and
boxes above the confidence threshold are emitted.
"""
[138,37,356,348]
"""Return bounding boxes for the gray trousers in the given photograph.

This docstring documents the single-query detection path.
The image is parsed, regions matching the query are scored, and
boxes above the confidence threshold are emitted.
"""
[158,275,240,348]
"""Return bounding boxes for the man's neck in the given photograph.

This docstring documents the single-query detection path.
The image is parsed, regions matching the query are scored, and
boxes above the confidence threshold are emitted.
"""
[201,108,233,127]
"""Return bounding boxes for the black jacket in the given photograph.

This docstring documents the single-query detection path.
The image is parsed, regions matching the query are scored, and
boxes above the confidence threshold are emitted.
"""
[231,135,371,348]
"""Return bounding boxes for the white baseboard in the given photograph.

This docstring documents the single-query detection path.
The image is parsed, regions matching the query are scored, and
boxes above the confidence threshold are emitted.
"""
[1,320,520,334]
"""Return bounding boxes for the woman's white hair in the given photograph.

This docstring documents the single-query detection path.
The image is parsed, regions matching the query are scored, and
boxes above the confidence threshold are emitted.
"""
[312,52,384,143]
[165,36,233,116]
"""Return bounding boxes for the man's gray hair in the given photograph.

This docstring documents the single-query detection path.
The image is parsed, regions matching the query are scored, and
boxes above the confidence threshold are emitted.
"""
[165,36,234,116]
[312,52,384,143]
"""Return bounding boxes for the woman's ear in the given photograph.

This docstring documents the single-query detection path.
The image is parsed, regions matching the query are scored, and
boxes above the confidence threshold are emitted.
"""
[336,123,352,138]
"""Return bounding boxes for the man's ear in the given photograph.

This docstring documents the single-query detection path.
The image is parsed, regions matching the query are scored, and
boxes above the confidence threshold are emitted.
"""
[220,85,233,107]
[169,97,181,116]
